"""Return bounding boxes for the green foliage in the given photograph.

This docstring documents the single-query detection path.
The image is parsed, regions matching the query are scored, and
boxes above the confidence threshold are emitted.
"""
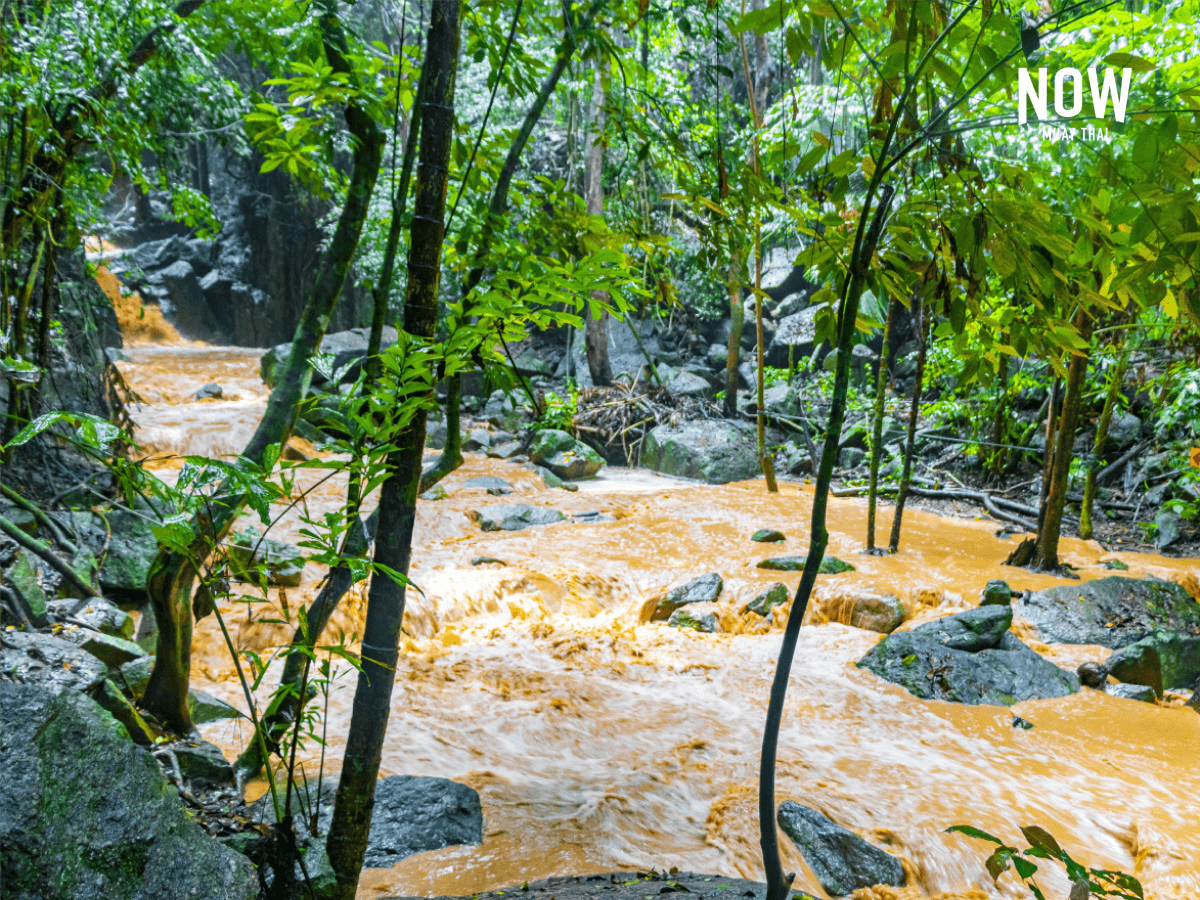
[536,386,578,433]
[948,824,1144,900]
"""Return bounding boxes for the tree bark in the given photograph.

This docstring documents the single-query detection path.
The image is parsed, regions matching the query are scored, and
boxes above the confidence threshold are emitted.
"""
[1079,347,1127,540]
[723,252,743,418]
[583,55,613,387]
[1033,308,1093,569]
[324,2,460,896]
[865,295,896,551]
[888,292,927,553]
[140,11,386,735]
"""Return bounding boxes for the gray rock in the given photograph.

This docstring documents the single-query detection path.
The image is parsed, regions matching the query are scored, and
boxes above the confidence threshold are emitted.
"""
[1106,411,1142,449]
[487,441,523,460]
[777,801,905,896]
[980,580,1013,606]
[194,382,223,400]
[172,739,235,788]
[79,632,147,668]
[651,573,723,621]
[251,775,483,869]
[189,690,242,725]
[467,504,565,532]
[228,530,305,587]
[838,447,865,468]
[71,598,134,640]
[464,476,514,496]
[760,383,796,415]
[463,427,492,451]
[848,594,906,634]
[1154,509,1182,549]
[425,419,448,449]
[744,582,789,616]
[529,429,604,479]
[857,605,1079,706]
[159,259,222,341]
[1077,661,1108,689]
[422,485,449,502]
[1105,630,1200,696]
[73,509,159,599]
[707,342,730,368]
[1106,682,1157,702]
[0,631,106,694]
[0,684,257,900]
[1015,576,1200,649]
[668,370,713,397]
[668,604,721,633]
[641,421,759,484]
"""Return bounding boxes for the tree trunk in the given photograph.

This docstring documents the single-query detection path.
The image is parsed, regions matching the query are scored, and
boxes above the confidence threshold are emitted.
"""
[583,55,613,387]
[140,11,386,735]
[1033,309,1093,570]
[758,186,894,900]
[324,3,460,896]
[865,295,896,551]
[888,292,927,553]
[1079,347,1128,540]
[987,354,1009,480]
[724,252,743,418]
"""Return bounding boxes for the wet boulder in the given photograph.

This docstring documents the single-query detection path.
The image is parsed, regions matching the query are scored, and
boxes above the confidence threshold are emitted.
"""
[857,605,1079,706]
[744,582,790,617]
[70,598,134,640]
[668,604,721,633]
[4,551,50,626]
[1015,576,1200,649]
[649,573,724,621]
[467,504,565,532]
[847,594,906,634]
[777,801,905,897]
[536,466,579,492]
[1105,630,1200,697]
[757,555,855,574]
[0,631,106,694]
[640,421,759,484]
[463,427,492,451]
[667,370,713,397]
[0,684,257,900]
[529,429,604,479]
[980,579,1013,607]
[1106,682,1157,703]
[251,775,483,869]
[463,476,514,496]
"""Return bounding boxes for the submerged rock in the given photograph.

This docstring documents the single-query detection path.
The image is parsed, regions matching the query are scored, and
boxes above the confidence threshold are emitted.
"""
[744,582,790,617]
[857,605,1079,706]
[0,684,257,900]
[1106,682,1157,703]
[650,573,724,621]
[463,476,515,496]
[668,603,721,633]
[751,528,786,543]
[640,420,759,484]
[1105,630,1200,696]
[757,555,855,574]
[846,594,906,634]
[529,429,604,479]
[467,504,565,532]
[777,801,905,896]
[1015,576,1199,649]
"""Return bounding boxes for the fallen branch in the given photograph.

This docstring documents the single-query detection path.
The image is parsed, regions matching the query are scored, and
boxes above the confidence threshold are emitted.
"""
[0,512,100,597]
[1096,440,1150,487]
[832,484,1036,532]
[0,483,77,552]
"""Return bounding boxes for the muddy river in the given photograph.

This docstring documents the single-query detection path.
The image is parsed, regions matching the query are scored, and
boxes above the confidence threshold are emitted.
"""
[113,343,1200,900]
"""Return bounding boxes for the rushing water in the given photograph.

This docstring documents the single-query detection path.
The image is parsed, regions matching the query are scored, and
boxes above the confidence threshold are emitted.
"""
[114,345,1200,900]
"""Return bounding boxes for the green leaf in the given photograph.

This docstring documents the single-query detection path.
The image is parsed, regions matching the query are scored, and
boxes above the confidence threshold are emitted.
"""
[1020,825,1064,859]
[985,848,1011,880]
[946,825,1007,845]
[1012,855,1039,879]
[1104,52,1155,73]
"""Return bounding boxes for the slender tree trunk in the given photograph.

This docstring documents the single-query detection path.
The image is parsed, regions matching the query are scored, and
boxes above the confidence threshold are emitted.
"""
[324,3,459,896]
[1038,377,1062,532]
[888,292,927,553]
[758,186,894,900]
[865,295,896,551]
[724,252,743,418]
[988,355,1009,480]
[1079,347,1127,540]
[1033,309,1093,570]
[140,12,386,735]
[583,55,613,387]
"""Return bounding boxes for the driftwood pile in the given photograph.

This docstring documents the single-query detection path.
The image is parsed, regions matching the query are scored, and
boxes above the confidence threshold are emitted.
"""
[571,379,720,464]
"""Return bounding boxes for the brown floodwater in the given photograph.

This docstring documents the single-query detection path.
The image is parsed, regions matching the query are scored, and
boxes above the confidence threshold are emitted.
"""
[114,345,1200,900]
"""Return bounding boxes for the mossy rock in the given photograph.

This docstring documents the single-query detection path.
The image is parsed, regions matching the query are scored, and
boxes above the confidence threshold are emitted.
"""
[757,555,855,574]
